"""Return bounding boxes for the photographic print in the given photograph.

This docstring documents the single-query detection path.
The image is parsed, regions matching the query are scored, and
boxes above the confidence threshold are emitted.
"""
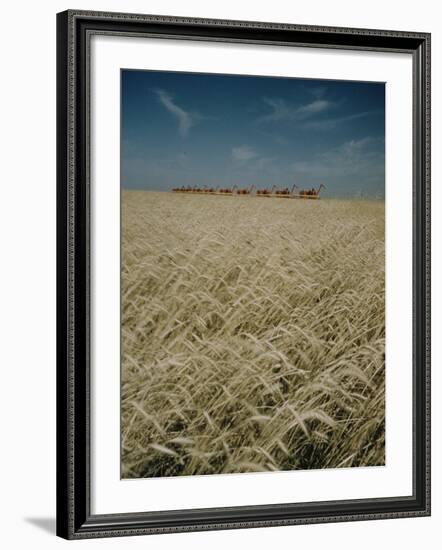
[120,70,386,479]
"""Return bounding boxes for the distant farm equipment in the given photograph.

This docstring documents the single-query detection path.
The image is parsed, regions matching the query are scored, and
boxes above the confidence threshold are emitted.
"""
[256,184,277,197]
[217,185,237,195]
[275,184,298,198]
[171,183,326,199]
[296,184,326,199]
[236,184,255,195]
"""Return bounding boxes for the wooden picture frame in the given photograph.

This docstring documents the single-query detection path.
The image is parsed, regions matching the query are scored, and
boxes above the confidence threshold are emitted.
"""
[56,9,430,539]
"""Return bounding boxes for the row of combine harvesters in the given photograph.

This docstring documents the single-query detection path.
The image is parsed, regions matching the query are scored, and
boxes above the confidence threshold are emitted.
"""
[171,183,326,199]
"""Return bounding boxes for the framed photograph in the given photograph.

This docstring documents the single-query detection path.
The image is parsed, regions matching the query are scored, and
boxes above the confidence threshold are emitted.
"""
[56,9,431,539]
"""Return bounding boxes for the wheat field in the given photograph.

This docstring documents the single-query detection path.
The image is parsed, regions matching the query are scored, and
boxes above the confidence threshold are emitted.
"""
[121,190,385,478]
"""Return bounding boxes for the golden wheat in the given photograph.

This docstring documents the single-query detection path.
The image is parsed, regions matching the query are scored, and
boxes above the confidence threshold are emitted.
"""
[121,191,385,478]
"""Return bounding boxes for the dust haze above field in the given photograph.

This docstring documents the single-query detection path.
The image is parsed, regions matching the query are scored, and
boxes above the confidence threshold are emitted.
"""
[121,70,385,198]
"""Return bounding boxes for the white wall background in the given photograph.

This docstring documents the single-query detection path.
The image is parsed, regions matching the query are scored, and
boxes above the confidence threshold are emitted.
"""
[0,0,439,548]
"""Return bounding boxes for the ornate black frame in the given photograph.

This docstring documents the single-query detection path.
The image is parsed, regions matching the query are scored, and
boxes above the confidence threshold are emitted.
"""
[56,9,431,539]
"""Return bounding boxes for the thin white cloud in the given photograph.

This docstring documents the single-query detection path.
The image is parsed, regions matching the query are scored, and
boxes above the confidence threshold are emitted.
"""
[259,98,289,123]
[297,99,331,116]
[291,137,384,181]
[155,89,196,137]
[310,86,327,99]
[258,97,333,124]
[232,145,258,161]
[303,110,382,131]
[289,136,385,196]
[255,156,275,169]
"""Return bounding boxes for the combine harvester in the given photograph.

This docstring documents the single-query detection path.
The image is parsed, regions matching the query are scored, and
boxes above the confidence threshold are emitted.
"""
[274,184,298,198]
[293,184,326,200]
[236,184,255,195]
[256,184,276,197]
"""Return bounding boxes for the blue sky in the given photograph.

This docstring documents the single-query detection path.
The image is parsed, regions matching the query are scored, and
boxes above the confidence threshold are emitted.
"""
[121,70,385,197]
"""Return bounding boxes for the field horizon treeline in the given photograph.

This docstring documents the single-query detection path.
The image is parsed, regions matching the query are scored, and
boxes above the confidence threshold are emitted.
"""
[121,191,385,478]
